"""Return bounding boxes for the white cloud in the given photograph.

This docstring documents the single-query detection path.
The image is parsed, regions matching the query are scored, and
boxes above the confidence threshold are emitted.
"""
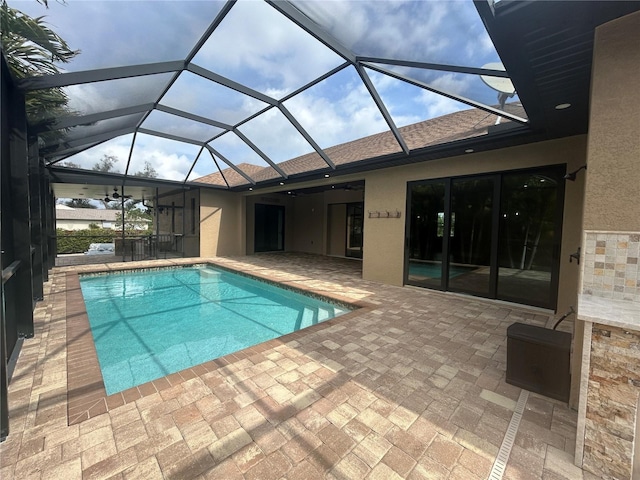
[237,108,313,163]
[210,131,268,167]
[61,133,201,182]
[11,0,221,71]
[63,135,134,173]
[430,72,474,96]
[129,135,200,181]
[65,74,173,117]
[293,0,491,66]
[160,71,270,126]
[192,0,344,96]
[141,111,222,143]
[415,89,468,119]
[283,72,389,148]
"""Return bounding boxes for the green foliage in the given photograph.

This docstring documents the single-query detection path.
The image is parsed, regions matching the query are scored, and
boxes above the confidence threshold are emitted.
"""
[93,154,117,172]
[63,198,96,209]
[55,228,115,254]
[115,201,153,231]
[0,2,78,79]
[132,161,158,178]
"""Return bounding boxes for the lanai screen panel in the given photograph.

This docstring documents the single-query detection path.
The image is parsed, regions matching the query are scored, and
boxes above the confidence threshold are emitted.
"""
[6,0,524,190]
[159,71,269,127]
[12,1,226,71]
[283,66,396,152]
[128,134,202,182]
[291,0,501,66]
[54,134,136,174]
[191,0,345,98]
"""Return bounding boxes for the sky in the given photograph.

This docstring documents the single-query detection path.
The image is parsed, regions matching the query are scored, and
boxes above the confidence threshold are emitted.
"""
[10,0,518,186]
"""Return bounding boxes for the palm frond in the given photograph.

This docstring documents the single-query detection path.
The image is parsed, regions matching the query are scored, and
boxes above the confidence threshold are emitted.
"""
[1,1,79,141]
[1,3,79,78]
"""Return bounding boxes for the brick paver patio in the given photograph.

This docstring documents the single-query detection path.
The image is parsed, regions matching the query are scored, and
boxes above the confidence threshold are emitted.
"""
[0,254,594,479]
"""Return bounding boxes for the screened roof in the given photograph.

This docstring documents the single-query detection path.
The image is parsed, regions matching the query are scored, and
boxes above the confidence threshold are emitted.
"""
[9,0,532,192]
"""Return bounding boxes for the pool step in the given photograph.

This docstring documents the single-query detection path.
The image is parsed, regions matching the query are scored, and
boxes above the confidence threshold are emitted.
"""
[198,269,220,278]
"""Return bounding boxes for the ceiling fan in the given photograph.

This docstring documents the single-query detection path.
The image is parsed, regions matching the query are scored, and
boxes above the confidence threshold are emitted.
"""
[104,187,132,202]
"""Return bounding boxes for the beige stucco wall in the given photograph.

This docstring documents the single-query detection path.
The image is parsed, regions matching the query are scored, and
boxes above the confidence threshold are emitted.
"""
[200,189,244,257]
[362,135,588,316]
[242,187,364,256]
[327,204,347,256]
[583,10,640,232]
[572,10,640,444]
[292,194,324,254]
[233,136,586,315]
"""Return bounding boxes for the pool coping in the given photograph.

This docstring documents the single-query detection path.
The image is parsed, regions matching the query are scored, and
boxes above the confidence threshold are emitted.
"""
[65,258,373,425]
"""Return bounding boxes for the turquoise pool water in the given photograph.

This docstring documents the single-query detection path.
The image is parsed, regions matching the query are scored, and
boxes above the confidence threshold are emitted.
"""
[408,262,476,279]
[80,265,351,395]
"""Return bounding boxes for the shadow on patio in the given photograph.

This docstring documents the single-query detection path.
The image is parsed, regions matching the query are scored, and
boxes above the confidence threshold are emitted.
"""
[0,253,587,479]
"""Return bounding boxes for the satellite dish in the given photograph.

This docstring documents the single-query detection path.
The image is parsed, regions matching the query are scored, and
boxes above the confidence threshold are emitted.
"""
[480,62,516,124]
[480,62,515,95]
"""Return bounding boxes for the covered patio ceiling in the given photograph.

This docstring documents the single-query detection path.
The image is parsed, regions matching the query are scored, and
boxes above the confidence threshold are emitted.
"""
[8,0,640,199]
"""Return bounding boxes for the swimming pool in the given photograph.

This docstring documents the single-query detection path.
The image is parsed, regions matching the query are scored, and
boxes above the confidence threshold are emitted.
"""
[79,265,351,394]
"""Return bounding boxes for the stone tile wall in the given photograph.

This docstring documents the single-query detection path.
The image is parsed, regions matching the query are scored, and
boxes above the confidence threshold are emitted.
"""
[579,231,640,478]
[583,324,640,480]
[582,231,640,301]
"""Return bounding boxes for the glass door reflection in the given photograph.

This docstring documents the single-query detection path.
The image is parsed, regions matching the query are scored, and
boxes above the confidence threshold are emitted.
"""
[497,169,562,307]
[407,181,447,289]
[448,177,495,297]
[346,203,363,259]
[404,167,563,309]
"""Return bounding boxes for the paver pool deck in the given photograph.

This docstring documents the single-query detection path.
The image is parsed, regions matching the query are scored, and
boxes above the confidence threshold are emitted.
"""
[0,253,595,479]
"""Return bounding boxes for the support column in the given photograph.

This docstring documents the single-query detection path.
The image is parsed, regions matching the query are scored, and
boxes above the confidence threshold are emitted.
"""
[39,157,51,278]
[29,142,43,301]
[0,295,8,441]
[47,182,56,268]
[0,53,10,443]
[576,10,640,478]
[8,87,34,337]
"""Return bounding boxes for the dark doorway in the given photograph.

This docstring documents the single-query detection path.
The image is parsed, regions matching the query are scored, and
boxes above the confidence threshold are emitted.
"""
[406,181,447,289]
[255,204,284,252]
[346,203,364,259]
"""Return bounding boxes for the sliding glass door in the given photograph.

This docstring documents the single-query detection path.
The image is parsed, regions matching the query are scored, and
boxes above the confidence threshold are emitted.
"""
[406,166,564,309]
[448,177,496,297]
[497,169,562,306]
[406,181,447,289]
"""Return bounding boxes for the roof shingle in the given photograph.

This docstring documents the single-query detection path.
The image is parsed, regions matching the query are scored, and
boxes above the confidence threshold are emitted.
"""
[195,105,525,186]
